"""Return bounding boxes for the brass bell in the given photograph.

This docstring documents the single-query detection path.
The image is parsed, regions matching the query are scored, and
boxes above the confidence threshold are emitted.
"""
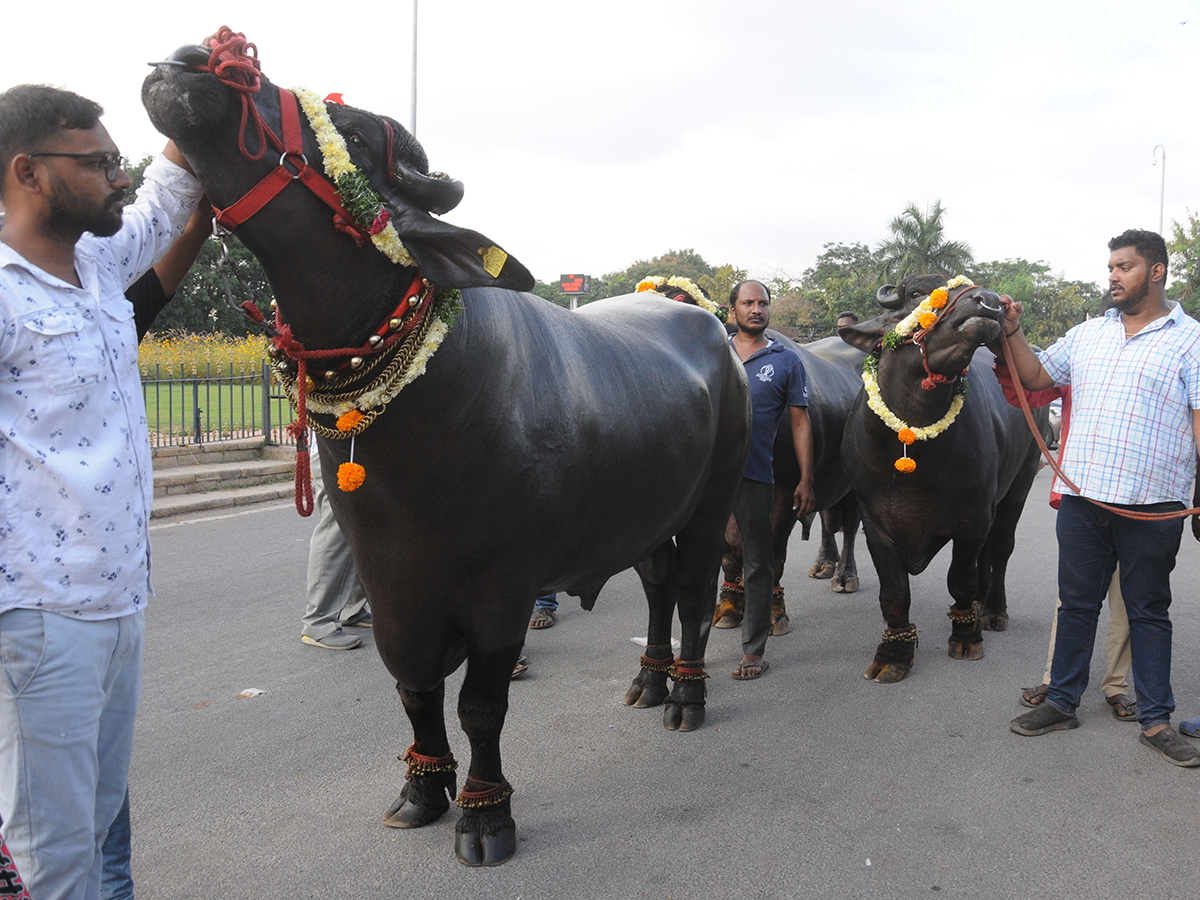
[323,370,337,380]
[350,357,364,369]
[270,299,278,309]
[275,361,290,375]
[389,318,402,331]
[368,334,382,347]
[304,375,315,392]
[421,277,430,287]
[408,295,420,308]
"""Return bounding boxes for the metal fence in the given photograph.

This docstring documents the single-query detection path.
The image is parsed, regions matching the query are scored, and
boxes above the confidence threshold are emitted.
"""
[140,361,298,448]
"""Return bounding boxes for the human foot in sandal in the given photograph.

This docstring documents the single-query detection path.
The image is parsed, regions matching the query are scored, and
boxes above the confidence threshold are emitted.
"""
[732,656,769,680]
[1019,683,1049,708]
[1106,692,1138,722]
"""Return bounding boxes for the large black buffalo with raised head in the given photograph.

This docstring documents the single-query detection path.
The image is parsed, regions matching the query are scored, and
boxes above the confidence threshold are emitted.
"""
[838,275,1046,683]
[143,30,749,867]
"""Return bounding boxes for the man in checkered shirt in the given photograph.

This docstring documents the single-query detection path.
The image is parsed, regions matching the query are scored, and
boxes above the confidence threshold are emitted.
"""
[1000,229,1200,767]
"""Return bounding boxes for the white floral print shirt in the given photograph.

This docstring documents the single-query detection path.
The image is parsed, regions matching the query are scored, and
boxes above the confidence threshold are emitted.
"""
[0,156,202,619]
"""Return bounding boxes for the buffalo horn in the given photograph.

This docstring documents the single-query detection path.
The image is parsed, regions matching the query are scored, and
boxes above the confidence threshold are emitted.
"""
[392,163,465,215]
[876,284,904,309]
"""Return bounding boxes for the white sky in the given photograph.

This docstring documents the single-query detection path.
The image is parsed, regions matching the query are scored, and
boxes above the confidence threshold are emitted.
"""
[5,1,1198,288]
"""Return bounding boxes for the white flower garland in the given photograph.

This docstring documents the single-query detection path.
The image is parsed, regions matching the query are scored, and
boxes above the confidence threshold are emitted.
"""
[288,317,451,418]
[891,274,973,339]
[862,368,966,441]
[294,87,417,268]
[285,88,453,418]
[636,275,720,316]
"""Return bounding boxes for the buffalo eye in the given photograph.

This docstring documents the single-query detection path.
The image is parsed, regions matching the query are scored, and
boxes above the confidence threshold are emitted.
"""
[346,132,366,148]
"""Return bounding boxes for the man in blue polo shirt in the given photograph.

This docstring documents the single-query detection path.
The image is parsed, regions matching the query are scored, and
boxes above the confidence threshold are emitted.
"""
[728,280,815,680]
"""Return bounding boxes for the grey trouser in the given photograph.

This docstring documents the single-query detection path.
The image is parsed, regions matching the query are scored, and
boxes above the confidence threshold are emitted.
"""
[301,461,369,638]
[732,477,774,658]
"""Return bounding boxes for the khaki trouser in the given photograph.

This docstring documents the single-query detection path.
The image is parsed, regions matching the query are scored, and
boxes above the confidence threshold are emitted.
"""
[1041,566,1131,698]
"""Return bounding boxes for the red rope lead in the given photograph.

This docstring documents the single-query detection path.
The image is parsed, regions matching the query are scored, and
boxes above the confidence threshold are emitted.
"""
[204,28,273,161]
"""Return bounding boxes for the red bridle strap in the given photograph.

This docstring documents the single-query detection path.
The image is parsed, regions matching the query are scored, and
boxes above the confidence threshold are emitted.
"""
[211,86,366,246]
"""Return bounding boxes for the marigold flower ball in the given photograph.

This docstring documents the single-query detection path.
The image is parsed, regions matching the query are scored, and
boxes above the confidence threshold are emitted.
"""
[894,457,916,474]
[929,289,948,308]
[919,311,938,329]
[898,428,916,445]
[337,462,366,491]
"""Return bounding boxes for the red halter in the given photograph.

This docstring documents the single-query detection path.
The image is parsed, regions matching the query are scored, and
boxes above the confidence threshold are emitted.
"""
[197,28,421,516]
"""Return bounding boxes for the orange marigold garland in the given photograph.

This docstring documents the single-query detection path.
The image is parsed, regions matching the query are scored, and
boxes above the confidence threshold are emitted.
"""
[928,288,948,309]
[897,428,916,445]
[336,409,365,432]
[894,456,916,474]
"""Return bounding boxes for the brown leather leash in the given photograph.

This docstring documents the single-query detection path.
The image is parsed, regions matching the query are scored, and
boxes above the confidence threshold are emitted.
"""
[999,330,1200,521]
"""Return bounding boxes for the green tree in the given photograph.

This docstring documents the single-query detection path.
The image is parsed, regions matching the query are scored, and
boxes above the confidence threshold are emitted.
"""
[970,258,1103,346]
[1168,211,1200,320]
[877,200,974,281]
[799,241,887,329]
[125,156,273,336]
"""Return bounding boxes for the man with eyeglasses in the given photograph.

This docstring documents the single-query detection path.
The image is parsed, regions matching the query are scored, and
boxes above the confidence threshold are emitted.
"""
[0,84,202,899]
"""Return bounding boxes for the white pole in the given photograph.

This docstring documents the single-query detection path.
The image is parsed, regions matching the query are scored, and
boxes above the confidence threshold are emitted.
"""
[1152,145,1166,235]
[410,0,418,137]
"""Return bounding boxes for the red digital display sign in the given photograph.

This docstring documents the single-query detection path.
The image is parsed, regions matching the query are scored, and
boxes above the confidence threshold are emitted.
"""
[559,274,591,294]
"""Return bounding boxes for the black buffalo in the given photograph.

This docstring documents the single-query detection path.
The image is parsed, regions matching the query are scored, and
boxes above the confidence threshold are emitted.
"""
[839,275,1046,683]
[143,31,749,866]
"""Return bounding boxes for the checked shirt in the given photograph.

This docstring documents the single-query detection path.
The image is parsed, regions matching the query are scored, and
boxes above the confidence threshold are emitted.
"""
[1039,303,1200,506]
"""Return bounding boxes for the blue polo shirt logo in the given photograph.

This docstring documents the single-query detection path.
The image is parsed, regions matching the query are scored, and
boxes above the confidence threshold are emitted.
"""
[756,364,775,382]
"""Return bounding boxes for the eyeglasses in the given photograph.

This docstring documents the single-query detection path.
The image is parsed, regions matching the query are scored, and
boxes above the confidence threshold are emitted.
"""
[26,151,127,183]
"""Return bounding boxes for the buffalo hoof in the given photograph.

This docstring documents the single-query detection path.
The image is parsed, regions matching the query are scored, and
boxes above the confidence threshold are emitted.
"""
[384,771,454,829]
[948,639,985,661]
[664,680,706,731]
[981,612,1009,632]
[664,700,706,732]
[869,662,911,683]
[808,560,835,579]
[455,803,516,867]
[623,668,669,708]
[832,573,859,593]
[771,611,790,636]
[865,644,914,683]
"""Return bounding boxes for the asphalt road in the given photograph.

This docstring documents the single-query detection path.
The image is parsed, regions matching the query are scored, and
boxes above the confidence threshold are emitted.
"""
[133,466,1200,900]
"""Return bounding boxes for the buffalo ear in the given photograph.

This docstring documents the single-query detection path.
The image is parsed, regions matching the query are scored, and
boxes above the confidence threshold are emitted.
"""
[383,197,534,291]
[839,312,903,353]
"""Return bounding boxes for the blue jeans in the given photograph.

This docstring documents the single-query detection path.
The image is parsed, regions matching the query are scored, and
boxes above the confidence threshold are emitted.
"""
[534,594,558,611]
[0,608,143,900]
[99,790,132,900]
[1047,496,1184,728]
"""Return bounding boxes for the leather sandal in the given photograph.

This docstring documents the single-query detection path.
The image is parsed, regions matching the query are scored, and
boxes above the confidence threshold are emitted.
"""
[1019,684,1049,709]
[1106,692,1138,722]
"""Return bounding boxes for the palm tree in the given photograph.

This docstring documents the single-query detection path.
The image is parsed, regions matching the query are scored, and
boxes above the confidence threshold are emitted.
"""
[877,200,974,281]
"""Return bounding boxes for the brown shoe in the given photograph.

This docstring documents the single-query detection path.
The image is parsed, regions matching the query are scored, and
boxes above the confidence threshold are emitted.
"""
[529,608,556,629]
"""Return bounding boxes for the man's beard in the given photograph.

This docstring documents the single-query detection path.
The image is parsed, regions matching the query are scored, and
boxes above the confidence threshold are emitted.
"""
[735,314,768,337]
[1114,270,1152,314]
[46,176,126,239]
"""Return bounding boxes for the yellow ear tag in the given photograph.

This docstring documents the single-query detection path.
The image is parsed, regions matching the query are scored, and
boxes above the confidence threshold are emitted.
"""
[479,245,507,278]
